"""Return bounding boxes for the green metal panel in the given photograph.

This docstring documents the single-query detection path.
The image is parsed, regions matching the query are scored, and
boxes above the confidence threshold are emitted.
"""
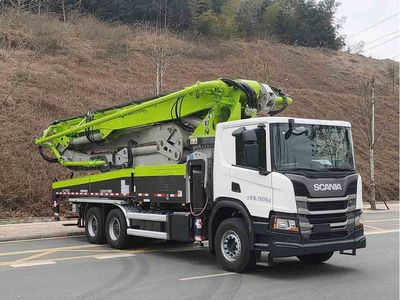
[52,164,186,189]
[134,164,186,177]
[52,168,134,189]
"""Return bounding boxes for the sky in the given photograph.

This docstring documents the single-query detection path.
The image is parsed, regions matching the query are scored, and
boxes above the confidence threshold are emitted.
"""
[336,0,400,60]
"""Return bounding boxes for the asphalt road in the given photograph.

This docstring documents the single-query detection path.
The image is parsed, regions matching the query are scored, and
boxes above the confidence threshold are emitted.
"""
[0,211,398,300]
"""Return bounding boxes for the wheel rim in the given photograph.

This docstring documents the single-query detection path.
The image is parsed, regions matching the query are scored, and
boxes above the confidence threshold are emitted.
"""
[221,230,241,262]
[88,215,98,237]
[109,217,121,241]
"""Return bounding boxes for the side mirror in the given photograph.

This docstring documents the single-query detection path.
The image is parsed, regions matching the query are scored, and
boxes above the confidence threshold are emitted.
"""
[258,168,270,176]
[285,118,295,139]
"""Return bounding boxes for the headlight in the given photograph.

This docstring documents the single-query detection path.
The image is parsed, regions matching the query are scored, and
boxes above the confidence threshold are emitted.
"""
[273,217,299,232]
[355,214,363,228]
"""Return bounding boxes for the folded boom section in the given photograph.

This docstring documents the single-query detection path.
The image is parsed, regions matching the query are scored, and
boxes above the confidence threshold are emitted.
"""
[35,79,292,171]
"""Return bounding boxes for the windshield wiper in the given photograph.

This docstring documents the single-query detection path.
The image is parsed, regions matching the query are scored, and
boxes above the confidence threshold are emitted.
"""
[281,168,322,172]
[326,167,355,172]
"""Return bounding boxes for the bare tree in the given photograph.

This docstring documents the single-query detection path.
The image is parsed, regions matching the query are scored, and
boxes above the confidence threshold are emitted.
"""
[346,40,365,55]
[61,0,66,22]
[37,0,41,15]
[58,0,82,22]
[387,60,399,92]
[7,0,28,12]
[139,0,180,95]
[142,29,179,94]
[357,78,386,210]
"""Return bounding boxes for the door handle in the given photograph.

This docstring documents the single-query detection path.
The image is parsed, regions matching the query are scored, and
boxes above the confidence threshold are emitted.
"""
[231,182,241,193]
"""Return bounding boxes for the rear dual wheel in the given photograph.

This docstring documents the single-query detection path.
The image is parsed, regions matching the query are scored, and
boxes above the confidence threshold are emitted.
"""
[105,208,129,249]
[85,207,105,244]
[85,207,129,249]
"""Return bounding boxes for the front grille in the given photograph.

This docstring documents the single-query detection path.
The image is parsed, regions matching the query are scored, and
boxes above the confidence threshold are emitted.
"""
[292,181,310,197]
[346,180,358,195]
[307,200,348,211]
[309,231,348,240]
[306,213,347,225]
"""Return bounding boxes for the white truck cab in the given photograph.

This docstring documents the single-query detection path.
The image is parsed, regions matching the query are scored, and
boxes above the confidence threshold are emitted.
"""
[209,117,365,270]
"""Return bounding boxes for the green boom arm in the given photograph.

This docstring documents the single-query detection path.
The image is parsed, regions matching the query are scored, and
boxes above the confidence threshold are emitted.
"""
[35,79,292,168]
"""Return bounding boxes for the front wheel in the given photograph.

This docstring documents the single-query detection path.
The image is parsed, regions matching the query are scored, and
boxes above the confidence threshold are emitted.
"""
[105,208,129,249]
[215,218,256,273]
[297,252,334,264]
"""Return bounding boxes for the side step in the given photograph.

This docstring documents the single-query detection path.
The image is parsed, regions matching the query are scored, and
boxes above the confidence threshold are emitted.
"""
[126,212,168,240]
[126,212,167,222]
[127,228,167,239]
[124,210,193,242]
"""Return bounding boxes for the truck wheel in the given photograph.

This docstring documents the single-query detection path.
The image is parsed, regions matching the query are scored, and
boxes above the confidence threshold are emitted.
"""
[297,252,334,264]
[85,207,105,244]
[105,208,129,249]
[215,218,256,273]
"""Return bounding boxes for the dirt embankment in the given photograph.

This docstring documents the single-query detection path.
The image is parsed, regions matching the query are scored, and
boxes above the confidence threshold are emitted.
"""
[0,11,398,218]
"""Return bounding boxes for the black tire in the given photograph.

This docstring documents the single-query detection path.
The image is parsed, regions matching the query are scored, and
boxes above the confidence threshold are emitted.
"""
[85,206,106,244]
[105,208,129,249]
[297,252,334,264]
[215,218,256,273]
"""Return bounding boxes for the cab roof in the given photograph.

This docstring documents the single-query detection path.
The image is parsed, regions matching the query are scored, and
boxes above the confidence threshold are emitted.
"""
[218,116,351,129]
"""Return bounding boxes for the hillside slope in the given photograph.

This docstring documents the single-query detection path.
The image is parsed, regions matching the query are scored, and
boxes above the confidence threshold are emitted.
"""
[0,11,398,217]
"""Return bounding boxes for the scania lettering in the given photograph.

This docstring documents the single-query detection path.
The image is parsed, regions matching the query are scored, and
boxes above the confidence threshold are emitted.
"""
[314,184,343,191]
[35,79,366,272]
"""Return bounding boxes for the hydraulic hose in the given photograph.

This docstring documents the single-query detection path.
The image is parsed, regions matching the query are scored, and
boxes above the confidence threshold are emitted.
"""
[220,78,257,109]
[38,146,58,163]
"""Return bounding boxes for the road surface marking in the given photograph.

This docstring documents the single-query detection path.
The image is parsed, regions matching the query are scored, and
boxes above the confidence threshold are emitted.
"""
[94,253,137,260]
[56,249,130,253]
[2,253,136,266]
[0,235,85,244]
[0,248,149,266]
[0,243,102,257]
[40,254,119,263]
[0,245,198,267]
[365,229,399,235]
[364,224,386,231]
[165,247,205,253]
[364,219,399,223]
[179,272,236,281]
[10,260,56,268]
[0,222,78,228]
[12,250,57,264]
[30,250,143,263]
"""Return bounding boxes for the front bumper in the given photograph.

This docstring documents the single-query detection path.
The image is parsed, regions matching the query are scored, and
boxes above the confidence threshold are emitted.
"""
[254,223,366,257]
[270,232,365,257]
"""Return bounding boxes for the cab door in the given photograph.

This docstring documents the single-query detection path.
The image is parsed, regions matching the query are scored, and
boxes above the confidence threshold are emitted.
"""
[229,124,273,218]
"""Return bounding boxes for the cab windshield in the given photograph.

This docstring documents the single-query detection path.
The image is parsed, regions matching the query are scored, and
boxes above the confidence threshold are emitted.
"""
[270,123,355,173]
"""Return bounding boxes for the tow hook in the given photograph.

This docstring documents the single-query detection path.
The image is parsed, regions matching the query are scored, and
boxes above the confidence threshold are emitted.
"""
[340,249,356,256]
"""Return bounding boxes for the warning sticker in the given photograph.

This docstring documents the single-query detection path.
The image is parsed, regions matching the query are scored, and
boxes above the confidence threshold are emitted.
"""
[121,180,130,194]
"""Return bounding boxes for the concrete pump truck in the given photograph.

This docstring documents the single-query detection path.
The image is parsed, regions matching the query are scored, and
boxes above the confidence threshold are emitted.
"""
[35,79,365,272]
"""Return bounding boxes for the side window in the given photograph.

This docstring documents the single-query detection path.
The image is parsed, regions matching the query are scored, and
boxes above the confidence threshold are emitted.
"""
[232,125,266,170]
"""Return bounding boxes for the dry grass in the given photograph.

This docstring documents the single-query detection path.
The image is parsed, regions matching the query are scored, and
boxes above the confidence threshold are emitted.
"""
[0,10,398,218]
